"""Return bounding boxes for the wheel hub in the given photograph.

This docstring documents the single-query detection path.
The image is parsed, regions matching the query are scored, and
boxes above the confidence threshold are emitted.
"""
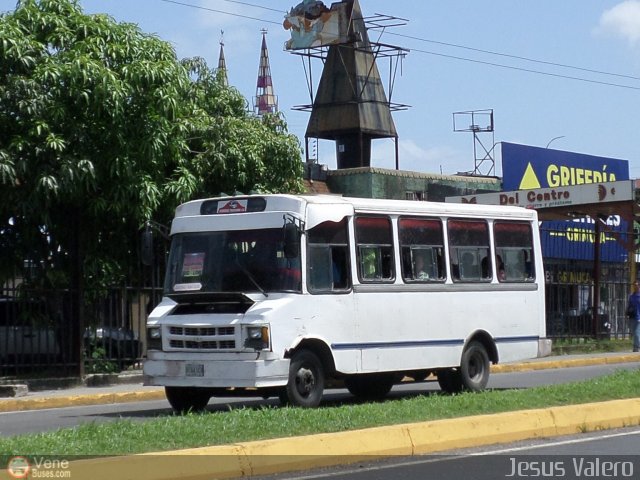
[295,366,315,394]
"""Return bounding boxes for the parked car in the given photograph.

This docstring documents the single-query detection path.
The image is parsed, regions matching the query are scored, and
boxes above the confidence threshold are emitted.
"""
[84,326,142,369]
[0,296,60,364]
[1,295,142,371]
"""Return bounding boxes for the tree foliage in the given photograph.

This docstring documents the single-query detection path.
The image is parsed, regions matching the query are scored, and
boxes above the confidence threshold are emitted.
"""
[0,0,303,288]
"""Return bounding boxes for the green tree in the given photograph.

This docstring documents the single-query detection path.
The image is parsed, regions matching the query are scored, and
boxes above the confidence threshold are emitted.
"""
[0,0,303,288]
[165,57,303,205]
[0,0,303,370]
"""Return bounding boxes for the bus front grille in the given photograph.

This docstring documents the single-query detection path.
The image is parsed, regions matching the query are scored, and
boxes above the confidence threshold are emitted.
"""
[167,325,237,351]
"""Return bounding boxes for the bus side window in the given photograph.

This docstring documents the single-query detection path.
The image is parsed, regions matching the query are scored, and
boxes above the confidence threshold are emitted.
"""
[398,217,445,283]
[355,216,395,283]
[331,246,349,289]
[448,219,490,283]
[307,219,351,293]
[308,246,332,291]
[494,222,535,282]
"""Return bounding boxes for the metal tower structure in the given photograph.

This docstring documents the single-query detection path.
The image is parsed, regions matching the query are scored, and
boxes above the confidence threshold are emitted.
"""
[286,0,409,169]
[254,30,278,116]
[453,109,496,176]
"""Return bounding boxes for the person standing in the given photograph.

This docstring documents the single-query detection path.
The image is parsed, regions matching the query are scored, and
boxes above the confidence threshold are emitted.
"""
[627,281,640,352]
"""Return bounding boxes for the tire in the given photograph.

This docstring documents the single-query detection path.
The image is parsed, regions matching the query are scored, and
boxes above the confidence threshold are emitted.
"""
[345,374,394,400]
[437,368,463,394]
[460,341,490,392]
[165,386,211,414]
[281,350,325,408]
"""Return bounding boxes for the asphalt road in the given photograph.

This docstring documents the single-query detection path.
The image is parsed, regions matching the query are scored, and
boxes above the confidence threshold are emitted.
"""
[0,362,638,437]
[251,427,640,480]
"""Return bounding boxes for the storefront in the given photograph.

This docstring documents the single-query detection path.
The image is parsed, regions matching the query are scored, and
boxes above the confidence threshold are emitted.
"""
[447,143,637,339]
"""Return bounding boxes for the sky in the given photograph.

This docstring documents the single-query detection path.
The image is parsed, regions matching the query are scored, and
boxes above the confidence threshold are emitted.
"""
[3,0,640,178]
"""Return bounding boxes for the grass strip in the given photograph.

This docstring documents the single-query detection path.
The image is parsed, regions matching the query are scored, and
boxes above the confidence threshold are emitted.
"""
[0,368,639,457]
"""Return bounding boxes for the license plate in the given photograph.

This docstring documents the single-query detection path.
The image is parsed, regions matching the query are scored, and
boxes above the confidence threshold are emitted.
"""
[185,363,204,377]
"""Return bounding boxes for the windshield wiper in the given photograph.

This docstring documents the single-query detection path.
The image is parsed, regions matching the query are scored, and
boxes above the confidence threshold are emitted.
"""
[234,258,268,298]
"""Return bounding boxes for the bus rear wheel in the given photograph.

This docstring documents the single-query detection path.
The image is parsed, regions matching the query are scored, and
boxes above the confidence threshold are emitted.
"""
[345,374,394,400]
[281,350,325,408]
[438,341,490,394]
[165,386,211,414]
[460,341,490,392]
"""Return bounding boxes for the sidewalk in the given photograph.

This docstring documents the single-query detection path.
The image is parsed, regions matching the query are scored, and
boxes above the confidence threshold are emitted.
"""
[1,352,638,413]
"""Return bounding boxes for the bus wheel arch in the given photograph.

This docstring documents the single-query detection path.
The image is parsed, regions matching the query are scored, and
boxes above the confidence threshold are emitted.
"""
[285,338,336,377]
[465,330,498,365]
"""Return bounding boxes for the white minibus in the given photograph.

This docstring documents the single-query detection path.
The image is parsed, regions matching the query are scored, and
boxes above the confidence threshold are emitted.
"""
[143,194,550,411]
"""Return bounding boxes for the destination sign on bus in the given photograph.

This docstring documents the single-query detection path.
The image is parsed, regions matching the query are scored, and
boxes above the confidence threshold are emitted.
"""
[199,197,267,215]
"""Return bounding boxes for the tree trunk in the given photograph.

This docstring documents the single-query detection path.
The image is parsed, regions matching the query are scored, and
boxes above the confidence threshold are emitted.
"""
[69,207,85,378]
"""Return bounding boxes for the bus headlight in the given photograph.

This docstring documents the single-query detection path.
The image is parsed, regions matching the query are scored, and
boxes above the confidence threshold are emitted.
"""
[147,326,162,351]
[245,325,270,350]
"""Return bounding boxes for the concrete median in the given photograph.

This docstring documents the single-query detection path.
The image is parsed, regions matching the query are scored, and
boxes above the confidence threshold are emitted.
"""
[17,397,638,480]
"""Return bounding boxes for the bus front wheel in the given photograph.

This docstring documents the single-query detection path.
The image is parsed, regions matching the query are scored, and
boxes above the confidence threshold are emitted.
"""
[282,350,325,408]
[460,341,490,392]
[165,386,211,414]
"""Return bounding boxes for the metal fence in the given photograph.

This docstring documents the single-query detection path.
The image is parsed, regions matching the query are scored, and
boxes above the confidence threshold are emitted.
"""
[1,223,635,378]
[541,223,633,341]
[0,283,163,378]
[0,231,167,379]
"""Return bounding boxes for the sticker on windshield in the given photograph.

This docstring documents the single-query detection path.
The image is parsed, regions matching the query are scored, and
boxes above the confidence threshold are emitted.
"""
[182,252,205,278]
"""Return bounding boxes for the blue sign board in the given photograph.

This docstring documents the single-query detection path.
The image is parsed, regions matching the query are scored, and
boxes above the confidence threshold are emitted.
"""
[540,219,629,263]
[501,142,629,191]
[501,143,630,262]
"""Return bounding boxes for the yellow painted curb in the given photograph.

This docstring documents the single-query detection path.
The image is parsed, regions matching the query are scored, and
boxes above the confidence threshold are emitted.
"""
[0,389,165,413]
[491,353,640,373]
[11,397,638,480]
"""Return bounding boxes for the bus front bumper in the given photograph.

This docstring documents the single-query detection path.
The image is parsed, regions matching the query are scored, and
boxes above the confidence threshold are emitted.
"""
[143,352,290,388]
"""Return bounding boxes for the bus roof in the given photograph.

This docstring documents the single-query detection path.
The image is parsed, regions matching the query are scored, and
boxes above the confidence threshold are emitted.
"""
[175,194,538,222]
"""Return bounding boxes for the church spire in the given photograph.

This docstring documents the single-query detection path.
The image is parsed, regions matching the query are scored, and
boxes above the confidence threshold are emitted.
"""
[216,31,228,86]
[254,29,278,115]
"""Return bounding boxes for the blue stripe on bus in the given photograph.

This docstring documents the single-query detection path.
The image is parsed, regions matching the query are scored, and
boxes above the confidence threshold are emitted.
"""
[495,336,540,343]
[332,339,464,350]
[331,336,539,351]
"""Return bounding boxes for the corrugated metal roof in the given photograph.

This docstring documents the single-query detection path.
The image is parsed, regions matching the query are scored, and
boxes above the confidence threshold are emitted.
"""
[327,167,502,185]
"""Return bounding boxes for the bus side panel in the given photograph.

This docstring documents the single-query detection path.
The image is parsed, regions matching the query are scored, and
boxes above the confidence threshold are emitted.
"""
[352,287,543,373]
[269,293,358,373]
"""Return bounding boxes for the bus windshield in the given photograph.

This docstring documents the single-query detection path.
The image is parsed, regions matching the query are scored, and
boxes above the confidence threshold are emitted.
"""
[164,229,302,295]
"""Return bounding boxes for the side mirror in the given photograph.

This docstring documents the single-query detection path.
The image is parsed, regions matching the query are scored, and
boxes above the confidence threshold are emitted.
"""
[141,227,154,266]
[283,223,300,259]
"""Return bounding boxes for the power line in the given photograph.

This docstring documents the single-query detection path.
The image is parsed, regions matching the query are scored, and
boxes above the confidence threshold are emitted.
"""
[412,47,640,91]
[389,32,640,82]
[158,0,281,25]
[215,0,284,14]
[155,0,640,90]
